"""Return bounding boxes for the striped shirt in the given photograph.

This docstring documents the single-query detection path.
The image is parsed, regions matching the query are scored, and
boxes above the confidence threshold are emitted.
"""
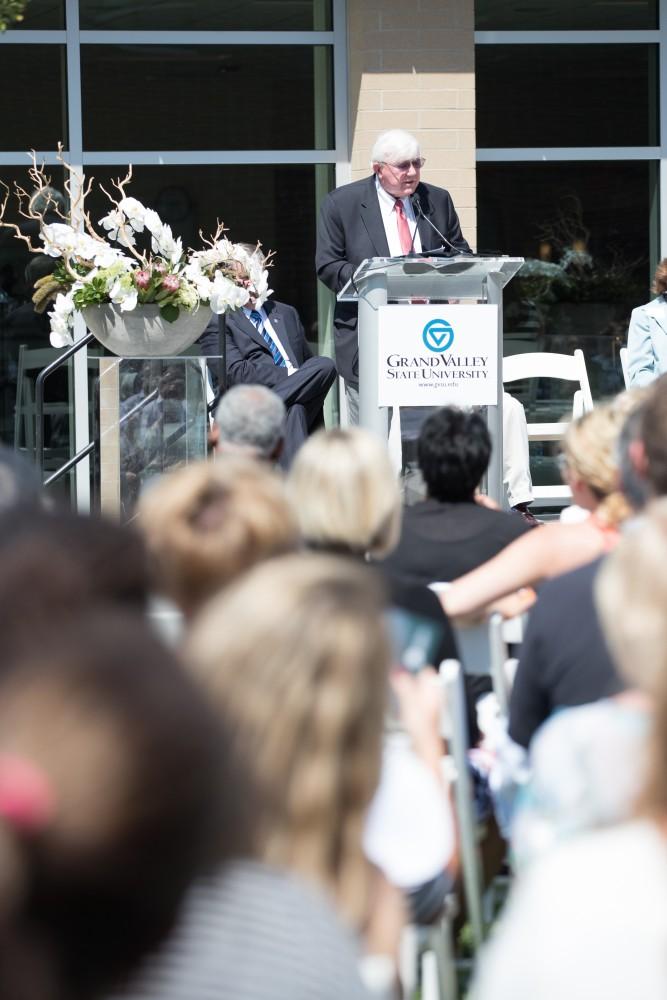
[113,860,377,1000]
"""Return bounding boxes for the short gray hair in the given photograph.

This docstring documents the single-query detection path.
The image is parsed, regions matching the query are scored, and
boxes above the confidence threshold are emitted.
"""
[370,129,420,167]
[215,385,286,459]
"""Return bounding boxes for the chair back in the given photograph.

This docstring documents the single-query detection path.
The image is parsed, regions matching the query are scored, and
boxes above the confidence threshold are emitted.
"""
[439,659,486,951]
[502,349,593,507]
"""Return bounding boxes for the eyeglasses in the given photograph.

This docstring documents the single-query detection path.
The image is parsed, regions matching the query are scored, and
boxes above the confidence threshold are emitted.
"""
[383,158,426,172]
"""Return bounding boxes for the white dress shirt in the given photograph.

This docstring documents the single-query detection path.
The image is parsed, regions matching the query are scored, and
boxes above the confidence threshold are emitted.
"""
[244,305,296,375]
[375,177,423,256]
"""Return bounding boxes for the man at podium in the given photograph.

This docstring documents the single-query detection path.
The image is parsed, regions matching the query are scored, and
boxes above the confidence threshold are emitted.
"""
[315,129,536,518]
[315,128,471,421]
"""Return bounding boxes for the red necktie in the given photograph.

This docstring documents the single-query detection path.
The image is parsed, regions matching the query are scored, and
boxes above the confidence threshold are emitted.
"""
[394,199,413,255]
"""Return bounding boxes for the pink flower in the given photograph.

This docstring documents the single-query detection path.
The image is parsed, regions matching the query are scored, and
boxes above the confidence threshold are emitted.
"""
[153,260,167,274]
[135,270,151,289]
[161,274,180,293]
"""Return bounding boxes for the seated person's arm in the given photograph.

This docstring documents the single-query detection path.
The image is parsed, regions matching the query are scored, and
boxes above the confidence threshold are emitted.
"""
[441,527,556,619]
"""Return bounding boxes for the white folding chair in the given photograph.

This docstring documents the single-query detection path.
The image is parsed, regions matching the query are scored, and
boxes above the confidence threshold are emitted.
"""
[488,612,525,718]
[619,346,630,389]
[14,345,72,466]
[503,349,594,507]
[439,658,486,952]
[429,582,524,714]
[400,914,459,1000]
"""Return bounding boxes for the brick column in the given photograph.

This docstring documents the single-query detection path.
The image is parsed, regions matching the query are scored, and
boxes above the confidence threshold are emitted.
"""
[347,0,476,248]
[99,359,121,517]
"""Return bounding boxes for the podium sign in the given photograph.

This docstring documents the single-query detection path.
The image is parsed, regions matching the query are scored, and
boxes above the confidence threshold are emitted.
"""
[337,255,524,504]
[377,304,498,408]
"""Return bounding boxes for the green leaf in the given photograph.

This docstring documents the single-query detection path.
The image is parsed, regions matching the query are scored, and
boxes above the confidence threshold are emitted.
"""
[160,303,179,323]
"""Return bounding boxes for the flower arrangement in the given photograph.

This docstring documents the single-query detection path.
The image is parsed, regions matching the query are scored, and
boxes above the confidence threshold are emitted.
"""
[0,150,272,348]
[0,0,27,32]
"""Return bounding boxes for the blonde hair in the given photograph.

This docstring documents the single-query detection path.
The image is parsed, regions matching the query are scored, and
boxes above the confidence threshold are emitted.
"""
[137,458,298,615]
[562,393,640,527]
[186,553,390,924]
[287,428,401,558]
[596,498,667,693]
[596,499,667,819]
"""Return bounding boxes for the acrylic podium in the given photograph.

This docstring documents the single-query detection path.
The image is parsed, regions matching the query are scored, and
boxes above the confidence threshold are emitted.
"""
[338,255,524,504]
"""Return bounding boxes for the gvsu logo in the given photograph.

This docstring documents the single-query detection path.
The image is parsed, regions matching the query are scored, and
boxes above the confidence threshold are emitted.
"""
[422,318,454,353]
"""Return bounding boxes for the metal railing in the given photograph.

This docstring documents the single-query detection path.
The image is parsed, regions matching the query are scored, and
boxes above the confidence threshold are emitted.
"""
[33,315,227,493]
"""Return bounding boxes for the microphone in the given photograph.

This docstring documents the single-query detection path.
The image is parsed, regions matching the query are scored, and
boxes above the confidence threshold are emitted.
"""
[411,193,472,256]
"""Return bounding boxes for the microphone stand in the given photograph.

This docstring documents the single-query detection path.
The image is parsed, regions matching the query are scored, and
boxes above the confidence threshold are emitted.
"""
[411,194,473,256]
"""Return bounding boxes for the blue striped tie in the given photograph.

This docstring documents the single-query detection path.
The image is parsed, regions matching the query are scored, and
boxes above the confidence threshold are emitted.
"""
[249,310,287,368]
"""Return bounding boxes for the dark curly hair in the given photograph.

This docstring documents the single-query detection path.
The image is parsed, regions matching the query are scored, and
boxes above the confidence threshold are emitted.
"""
[417,407,491,503]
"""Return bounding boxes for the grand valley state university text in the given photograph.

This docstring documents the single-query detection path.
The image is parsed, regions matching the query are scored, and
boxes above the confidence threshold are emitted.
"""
[384,355,489,380]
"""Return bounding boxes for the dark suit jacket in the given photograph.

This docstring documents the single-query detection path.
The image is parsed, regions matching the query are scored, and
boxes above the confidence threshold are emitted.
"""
[200,300,313,389]
[379,498,529,586]
[315,175,471,384]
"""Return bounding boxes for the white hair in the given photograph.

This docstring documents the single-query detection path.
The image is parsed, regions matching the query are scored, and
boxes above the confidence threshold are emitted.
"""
[370,129,420,167]
[215,384,286,459]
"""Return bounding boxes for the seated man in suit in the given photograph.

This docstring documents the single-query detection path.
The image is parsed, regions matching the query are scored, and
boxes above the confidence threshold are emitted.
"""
[200,247,336,468]
[379,406,530,586]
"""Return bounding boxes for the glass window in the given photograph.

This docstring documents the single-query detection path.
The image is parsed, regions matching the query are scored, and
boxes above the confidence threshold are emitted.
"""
[10,0,64,29]
[477,45,658,148]
[476,0,657,30]
[81,45,333,150]
[0,167,69,452]
[79,0,332,31]
[82,163,333,348]
[0,46,68,151]
[478,161,655,401]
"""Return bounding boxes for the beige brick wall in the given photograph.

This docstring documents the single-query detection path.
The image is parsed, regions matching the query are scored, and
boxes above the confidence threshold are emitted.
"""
[347,0,476,247]
[99,359,121,518]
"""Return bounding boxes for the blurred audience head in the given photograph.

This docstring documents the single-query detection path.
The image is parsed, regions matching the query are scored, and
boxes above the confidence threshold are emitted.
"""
[561,392,640,526]
[596,497,667,694]
[187,552,390,923]
[0,508,150,632]
[0,609,233,1000]
[417,407,491,503]
[617,393,651,512]
[287,427,401,559]
[138,458,298,616]
[596,498,667,820]
[213,384,286,462]
[638,374,667,497]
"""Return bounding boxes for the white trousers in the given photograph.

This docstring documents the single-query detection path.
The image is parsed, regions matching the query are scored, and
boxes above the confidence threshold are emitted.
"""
[382,391,533,507]
[502,391,533,507]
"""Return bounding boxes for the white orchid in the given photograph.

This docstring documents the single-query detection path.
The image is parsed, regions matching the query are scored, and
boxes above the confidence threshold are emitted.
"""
[182,256,216,290]
[48,291,75,347]
[142,208,162,235]
[109,273,138,312]
[91,243,126,268]
[156,229,183,266]
[41,222,78,257]
[98,208,137,248]
[2,156,274,344]
[208,272,250,314]
[118,197,146,232]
